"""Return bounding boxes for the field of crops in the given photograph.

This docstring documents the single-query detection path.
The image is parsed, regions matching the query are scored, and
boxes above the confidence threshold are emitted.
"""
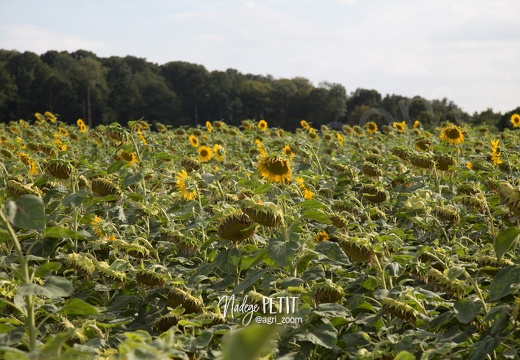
[1,113,520,360]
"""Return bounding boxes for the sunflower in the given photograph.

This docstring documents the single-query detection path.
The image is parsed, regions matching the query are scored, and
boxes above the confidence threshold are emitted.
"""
[439,123,464,145]
[315,231,329,243]
[198,146,212,162]
[77,118,87,133]
[44,111,57,123]
[413,120,420,128]
[189,135,199,148]
[213,144,225,162]
[337,133,344,146]
[300,120,310,130]
[490,139,502,165]
[510,113,520,128]
[255,139,266,158]
[392,121,407,133]
[175,169,197,200]
[282,144,295,159]
[343,125,354,135]
[258,156,292,184]
[206,121,213,132]
[365,121,378,134]
[218,212,256,243]
[258,119,268,131]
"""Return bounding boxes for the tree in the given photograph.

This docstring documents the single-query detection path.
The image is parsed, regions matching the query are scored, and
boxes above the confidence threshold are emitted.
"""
[71,57,106,127]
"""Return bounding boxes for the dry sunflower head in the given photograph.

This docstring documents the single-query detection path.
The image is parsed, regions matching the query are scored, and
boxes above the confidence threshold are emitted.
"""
[218,212,256,243]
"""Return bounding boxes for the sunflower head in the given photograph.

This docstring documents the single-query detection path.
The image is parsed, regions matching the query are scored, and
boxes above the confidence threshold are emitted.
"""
[168,288,204,314]
[282,144,295,159]
[361,162,383,177]
[153,313,181,332]
[392,146,411,161]
[240,198,285,228]
[439,123,465,145]
[198,145,212,162]
[258,119,268,131]
[338,235,375,262]
[365,121,378,134]
[218,212,256,243]
[213,144,226,162]
[343,125,354,135]
[510,113,520,128]
[175,169,198,201]
[258,156,292,184]
[300,120,310,130]
[181,157,201,172]
[353,125,365,136]
[382,298,418,324]
[433,205,460,225]
[46,159,74,179]
[434,154,456,171]
[189,135,200,148]
[313,280,344,304]
[359,184,387,203]
[415,138,432,152]
[409,154,435,170]
[392,121,407,133]
[136,269,166,288]
[91,178,120,196]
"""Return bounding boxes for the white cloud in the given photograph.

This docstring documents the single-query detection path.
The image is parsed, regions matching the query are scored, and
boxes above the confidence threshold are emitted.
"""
[0,24,106,53]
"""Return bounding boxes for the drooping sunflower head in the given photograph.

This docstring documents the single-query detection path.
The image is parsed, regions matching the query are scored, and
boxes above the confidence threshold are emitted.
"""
[365,121,378,134]
[198,146,212,162]
[313,280,344,304]
[439,123,465,145]
[258,156,292,184]
[240,198,285,228]
[415,137,432,152]
[353,125,365,136]
[434,154,456,171]
[510,113,520,128]
[343,125,354,135]
[409,154,435,170]
[359,184,387,203]
[189,134,199,148]
[46,159,74,179]
[91,178,122,198]
[175,169,198,201]
[168,288,204,314]
[218,212,256,243]
[258,119,268,131]
[181,157,201,172]
[382,298,418,324]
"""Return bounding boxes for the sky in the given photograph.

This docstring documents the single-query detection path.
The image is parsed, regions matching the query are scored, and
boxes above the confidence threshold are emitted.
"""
[1,0,519,115]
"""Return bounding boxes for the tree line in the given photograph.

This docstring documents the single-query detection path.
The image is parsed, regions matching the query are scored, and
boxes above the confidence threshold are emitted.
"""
[0,49,517,130]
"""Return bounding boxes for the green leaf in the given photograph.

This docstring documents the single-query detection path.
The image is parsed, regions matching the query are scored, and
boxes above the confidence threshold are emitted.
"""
[488,265,520,301]
[122,172,143,187]
[6,195,45,232]
[0,326,24,346]
[240,248,268,271]
[39,329,76,355]
[61,298,99,315]
[446,266,464,280]
[194,330,212,349]
[469,335,501,360]
[268,240,299,267]
[298,200,326,209]
[253,183,275,194]
[62,191,88,207]
[17,276,73,299]
[107,160,127,174]
[293,324,337,349]
[300,210,331,224]
[43,226,90,240]
[454,299,481,324]
[214,248,241,274]
[34,262,61,278]
[232,268,267,295]
[201,173,215,184]
[221,324,283,360]
[494,227,520,260]
[394,351,416,360]
[314,241,350,266]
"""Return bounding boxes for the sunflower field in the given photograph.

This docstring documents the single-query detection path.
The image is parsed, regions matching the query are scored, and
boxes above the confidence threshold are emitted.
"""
[1,113,520,360]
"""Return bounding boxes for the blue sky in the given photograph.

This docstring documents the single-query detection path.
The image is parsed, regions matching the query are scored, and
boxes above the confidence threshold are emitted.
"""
[1,0,519,115]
